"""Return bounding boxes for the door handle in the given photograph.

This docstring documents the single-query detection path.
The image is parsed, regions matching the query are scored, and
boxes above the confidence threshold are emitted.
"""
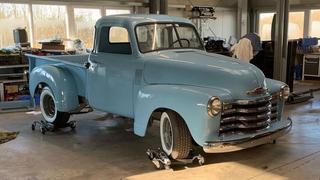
[84,62,91,69]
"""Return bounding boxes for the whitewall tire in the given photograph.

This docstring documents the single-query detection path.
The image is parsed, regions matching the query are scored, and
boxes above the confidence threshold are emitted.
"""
[40,87,70,127]
[160,111,192,159]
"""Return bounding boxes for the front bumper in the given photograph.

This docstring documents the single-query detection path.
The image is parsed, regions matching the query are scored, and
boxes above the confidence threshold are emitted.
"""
[203,117,292,153]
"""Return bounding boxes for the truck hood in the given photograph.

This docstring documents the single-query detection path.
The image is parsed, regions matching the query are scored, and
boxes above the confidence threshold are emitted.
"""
[143,50,267,99]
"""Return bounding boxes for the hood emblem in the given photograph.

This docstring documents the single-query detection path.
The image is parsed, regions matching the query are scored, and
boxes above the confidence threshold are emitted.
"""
[247,87,268,95]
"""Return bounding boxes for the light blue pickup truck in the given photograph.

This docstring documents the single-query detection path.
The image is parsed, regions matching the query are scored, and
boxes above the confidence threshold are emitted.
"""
[27,14,292,159]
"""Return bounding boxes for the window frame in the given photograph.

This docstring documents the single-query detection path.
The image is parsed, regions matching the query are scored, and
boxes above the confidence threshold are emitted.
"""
[134,22,205,54]
[97,25,132,55]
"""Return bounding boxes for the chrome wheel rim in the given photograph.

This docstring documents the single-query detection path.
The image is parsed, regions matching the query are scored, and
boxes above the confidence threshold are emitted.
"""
[163,117,173,151]
[43,94,55,118]
[160,112,174,155]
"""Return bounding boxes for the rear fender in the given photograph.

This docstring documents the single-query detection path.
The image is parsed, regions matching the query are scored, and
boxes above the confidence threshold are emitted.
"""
[29,65,79,112]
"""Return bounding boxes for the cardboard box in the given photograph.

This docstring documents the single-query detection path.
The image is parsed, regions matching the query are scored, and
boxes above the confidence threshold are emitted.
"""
[5,85,18,94]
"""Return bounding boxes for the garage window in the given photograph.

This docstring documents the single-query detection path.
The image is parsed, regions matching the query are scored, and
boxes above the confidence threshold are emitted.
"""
[310,10,320,38]
[32,5,67,47]
[0,3,29,48]
[74,8,101,49]
[288,11,304,39]
[258,12,275,41]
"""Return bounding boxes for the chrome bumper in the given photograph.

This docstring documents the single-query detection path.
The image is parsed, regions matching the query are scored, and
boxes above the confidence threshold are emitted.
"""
[203,118,292,153]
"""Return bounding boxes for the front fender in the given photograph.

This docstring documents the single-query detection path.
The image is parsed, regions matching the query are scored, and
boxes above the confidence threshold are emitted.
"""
[265,78,286,93]
[29,65,79,112]
[134,85,232,146]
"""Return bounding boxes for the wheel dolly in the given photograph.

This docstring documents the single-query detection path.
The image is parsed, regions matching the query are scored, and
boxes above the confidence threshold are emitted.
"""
[146,148,205,170]
[31,120,77,134]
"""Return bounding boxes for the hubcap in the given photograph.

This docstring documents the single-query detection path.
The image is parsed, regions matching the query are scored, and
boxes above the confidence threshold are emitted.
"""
[162,117,173,151]
[43,94,55,118]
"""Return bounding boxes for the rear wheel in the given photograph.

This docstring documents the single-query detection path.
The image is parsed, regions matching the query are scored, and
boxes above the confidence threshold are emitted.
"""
[160,111,192,159]
[40,87,70,127]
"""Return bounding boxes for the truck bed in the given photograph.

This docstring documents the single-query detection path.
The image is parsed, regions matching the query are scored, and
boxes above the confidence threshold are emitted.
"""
[49,54,89,66]
[27,54,88,97]
[27,54,89,68]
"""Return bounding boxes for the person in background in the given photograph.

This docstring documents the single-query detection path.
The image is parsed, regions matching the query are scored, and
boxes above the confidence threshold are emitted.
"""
[230,33,262,63]
[230,38,253,63]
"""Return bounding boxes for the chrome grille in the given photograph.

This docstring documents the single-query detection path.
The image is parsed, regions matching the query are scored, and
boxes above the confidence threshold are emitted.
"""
[220,95,279,135]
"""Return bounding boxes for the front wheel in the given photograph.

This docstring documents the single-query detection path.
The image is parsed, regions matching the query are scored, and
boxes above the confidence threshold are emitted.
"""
[160,111,192,159]
[40,87,70,127]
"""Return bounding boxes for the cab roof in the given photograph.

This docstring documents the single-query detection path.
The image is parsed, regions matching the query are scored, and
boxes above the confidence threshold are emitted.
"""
[95,14,193,27]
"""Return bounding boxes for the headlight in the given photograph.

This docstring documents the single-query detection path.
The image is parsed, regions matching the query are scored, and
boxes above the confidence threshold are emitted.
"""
[207,97,222,117]
[280,85,290,100]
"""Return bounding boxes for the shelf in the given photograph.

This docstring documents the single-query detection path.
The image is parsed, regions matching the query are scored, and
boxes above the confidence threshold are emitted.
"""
[0,54,32,110]
[0,73,24,77]
[0,79,27,84]
[0,64,28,69]
[0,100,33,112]
[0,54,20,57]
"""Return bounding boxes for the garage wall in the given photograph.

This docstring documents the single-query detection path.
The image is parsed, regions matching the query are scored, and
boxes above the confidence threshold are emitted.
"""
[168,7,185,17]
[202,9,237,40]
[168,7,237,40]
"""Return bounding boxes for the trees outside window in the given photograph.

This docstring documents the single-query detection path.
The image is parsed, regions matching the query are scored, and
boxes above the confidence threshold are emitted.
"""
[32,5,67,47]
[258,13,275,41]
[310,10,320,38]
[74,8,101,49]
[0,3,29,47]
[288,11,304,39]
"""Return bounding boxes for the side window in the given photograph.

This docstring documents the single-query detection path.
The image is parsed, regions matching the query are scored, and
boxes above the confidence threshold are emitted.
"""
[98,26,132,54]
[109,27,129,43]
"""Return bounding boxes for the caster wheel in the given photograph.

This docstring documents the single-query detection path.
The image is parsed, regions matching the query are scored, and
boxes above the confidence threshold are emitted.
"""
[40,127,46,135]
[147,151,154,160]
[152,159,163,169]
[31,123,35,131]
[198,158,205,166]
[164,165,170,170]
[70,122,76,130]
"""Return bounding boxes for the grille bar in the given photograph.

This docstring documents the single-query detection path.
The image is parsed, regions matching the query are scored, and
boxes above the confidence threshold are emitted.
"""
[220,95,279,135]
[222,103,271,115]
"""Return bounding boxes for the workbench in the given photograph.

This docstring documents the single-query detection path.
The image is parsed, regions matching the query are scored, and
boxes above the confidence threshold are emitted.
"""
[0,53,32,112]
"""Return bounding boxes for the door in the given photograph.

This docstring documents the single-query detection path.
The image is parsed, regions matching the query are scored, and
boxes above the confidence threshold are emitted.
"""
[87,26,138,117]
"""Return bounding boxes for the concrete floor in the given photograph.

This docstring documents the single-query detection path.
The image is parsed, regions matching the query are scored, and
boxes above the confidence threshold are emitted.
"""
[0,81,320,180]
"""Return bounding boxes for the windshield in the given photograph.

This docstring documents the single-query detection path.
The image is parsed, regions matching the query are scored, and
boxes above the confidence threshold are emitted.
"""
[135,23,204,53]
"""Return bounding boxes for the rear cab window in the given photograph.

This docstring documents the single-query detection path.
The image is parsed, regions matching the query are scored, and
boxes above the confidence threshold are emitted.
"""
[98,26,132,54]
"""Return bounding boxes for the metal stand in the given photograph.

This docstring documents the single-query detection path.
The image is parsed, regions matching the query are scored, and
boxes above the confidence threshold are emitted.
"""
[31,120,76,134]
[146,148,205,170]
